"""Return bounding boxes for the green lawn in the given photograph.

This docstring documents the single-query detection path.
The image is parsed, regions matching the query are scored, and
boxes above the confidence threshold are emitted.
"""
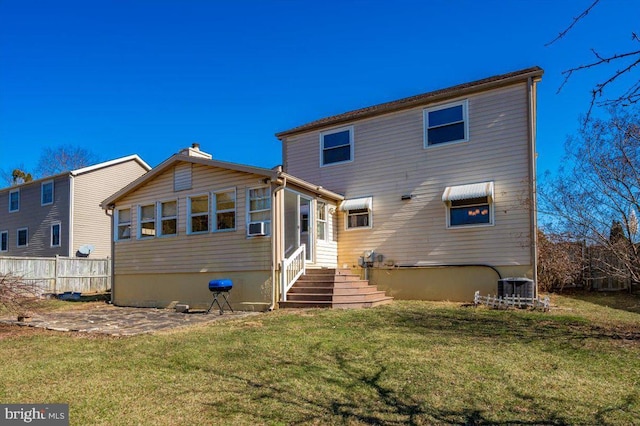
[1,293,639,425]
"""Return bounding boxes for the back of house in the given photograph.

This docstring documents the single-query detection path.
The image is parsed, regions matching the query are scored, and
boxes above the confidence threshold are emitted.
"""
[277,67,543,301]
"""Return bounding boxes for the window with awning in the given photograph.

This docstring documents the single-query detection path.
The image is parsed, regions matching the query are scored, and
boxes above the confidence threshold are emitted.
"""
[339,197,372,229]
[442,182,494,228]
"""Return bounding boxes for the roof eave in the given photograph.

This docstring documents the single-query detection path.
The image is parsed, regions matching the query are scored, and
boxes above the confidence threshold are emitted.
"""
[276,66,543,139]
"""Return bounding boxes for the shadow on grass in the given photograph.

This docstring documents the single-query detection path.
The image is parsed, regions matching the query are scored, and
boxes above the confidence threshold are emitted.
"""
[204,355,573,425]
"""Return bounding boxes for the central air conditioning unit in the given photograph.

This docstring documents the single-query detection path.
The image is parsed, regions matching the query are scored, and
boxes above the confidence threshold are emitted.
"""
[248,221,266,236]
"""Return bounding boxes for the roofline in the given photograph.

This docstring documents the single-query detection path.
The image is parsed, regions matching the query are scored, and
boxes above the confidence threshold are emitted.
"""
[0,154,152,194]
[276,66,543,139]
[278,173,344,201]
[71,154,151,176]
[101,154,279,208]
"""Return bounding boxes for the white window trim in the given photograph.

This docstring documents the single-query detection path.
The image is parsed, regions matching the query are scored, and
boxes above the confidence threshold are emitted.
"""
[41,180,54,206]
[345,208,373,231]
[320,126,354,167]
[247,186,271,237]
[115,208,132,242]
[158,199,178,237]
[445,199,495,229]
[50,222,61,247]
[17,227,28,248]
[213,188,237,232]
[423,99,469,149]
[317,201,327,241]
[187,193,210,235]
[0,230,8,252]
[9,189,19,212]
[137,203,157,239]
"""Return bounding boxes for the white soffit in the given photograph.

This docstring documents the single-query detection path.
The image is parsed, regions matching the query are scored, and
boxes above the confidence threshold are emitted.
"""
[442,181,494,202]
[339,197,372,211]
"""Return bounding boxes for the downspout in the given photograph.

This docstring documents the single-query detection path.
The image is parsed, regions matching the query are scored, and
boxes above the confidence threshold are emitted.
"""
[104,206,115,304]
[270,175,287,311]
[68,174,75,257]
[528,76,541,296]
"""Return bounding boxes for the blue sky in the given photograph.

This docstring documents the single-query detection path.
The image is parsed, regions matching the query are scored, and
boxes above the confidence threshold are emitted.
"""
[1,0,638,178]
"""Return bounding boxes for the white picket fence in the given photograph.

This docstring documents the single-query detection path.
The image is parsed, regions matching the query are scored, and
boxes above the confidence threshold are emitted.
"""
[0,256,111,294]
[474,291,550,311]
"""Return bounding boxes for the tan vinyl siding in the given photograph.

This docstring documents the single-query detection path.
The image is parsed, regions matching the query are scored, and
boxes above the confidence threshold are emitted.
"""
[284,83,533,269]
[73,159,149,258]
[0,176,71,257]
[113,163,272,275]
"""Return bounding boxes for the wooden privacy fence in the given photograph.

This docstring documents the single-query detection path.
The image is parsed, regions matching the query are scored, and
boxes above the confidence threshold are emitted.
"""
[0,256,111,294]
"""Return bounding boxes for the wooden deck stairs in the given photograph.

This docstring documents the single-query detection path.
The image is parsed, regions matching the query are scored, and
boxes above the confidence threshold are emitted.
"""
[279,268,393,309]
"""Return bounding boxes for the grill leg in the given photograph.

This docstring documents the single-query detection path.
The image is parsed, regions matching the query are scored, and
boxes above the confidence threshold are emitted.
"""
[206,291,233,315]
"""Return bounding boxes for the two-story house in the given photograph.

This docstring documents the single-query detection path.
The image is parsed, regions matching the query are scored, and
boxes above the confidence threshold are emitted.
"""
[0,155,150,259]
[102,66,542,310]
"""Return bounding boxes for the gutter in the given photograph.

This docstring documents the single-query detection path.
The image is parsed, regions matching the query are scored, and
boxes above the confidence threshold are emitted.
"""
[269,175,287,311]
[103,206,115,304]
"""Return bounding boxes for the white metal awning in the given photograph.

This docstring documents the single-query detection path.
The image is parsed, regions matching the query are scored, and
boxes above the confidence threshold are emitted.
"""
[442,181,494,202]
[339,197,372,211]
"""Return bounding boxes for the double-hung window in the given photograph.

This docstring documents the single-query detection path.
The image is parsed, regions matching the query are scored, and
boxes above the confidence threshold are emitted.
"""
[0,231,8,252]
[116,208,132,241]
[138,204,156,238]
[317,201,327,240]
[51,222,61,247]
[41,181,54,205]
[17,228,28,247]
[188,195,209,234]
[9,189,19,212]
[442,181,494,228]
[340,197,372,230]
[424,100,468,147]
[214,189,236,231]
[248,187,271,235]
[159,200,177,236]
[320,126,353,166]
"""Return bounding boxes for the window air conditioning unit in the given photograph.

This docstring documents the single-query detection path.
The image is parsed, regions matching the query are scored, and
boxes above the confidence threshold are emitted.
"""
[248,221,266,236]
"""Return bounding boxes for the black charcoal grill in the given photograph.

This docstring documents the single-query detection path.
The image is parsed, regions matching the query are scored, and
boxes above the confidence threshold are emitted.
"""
[206,279,234,315]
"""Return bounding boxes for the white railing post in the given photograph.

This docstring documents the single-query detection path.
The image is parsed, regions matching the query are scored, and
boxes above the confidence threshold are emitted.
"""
[281,244,306,302]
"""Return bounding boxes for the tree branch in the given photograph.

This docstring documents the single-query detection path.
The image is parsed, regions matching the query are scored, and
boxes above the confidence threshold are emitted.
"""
[545,0,601,47]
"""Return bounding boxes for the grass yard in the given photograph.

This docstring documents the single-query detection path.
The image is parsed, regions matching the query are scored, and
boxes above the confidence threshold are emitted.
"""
[0,293,638,425]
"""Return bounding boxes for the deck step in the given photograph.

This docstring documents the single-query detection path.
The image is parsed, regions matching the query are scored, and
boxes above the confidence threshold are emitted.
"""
[280,269,393,310]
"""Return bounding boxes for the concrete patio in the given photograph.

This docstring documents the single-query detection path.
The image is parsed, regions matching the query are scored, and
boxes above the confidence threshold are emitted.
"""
[0,303,259,336]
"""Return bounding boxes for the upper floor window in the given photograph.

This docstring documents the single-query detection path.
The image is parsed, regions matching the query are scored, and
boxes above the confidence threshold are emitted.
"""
[188,194,209,234]
[317,201,327,240]
[214,189,236,231]
[320,126,353,166]
[159,200,178,237]
[116,208,132,241]
[248,186,271,236]
[424,100,469,147]
[9,189,19,212]
[17,228,28,247]
[41,181,54,205]
[0,231,8,252]
[442,181,494,228]
[340,197,372,230]
[138,204,156,239]
[51,222,61,247]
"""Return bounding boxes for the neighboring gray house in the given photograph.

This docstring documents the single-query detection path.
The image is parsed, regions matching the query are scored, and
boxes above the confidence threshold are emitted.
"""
[0,155,150,258]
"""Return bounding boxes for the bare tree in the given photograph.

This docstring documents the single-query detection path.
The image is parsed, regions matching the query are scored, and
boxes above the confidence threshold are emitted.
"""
[537,230,584,292]
[547,0,640,118]
[35,144,100,178]
[539,107,640,292]
[0,273,41,318]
